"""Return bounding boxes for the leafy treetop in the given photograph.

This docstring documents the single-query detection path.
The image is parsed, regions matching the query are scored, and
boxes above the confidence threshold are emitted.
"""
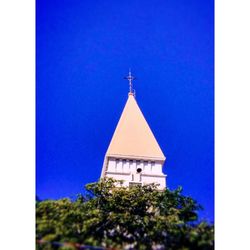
[36,178,214,250]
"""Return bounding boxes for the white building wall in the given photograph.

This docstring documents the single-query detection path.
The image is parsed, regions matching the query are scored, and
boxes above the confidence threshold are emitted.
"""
[144,161,151,174]
[134,173,141,182]
[116,159,123,172]
[107,158,116,172]
[142,175,166,189]
[130,160,136,172]
[153,162,162,174]
[138,161,144,171]
[123,160,129,172]
[105,158,166,189]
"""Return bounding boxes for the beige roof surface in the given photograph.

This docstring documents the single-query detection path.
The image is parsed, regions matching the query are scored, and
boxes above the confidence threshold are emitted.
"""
[106,94,166,161]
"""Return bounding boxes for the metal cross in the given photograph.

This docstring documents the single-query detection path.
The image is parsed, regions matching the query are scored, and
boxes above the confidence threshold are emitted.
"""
[124,69,136,94]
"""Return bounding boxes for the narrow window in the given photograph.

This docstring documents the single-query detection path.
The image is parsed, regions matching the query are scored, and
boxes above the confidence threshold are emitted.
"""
[151,162,155,171]
[115,159,119,171]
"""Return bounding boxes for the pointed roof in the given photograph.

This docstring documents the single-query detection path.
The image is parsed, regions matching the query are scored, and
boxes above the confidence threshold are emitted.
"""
[106,93,166,162]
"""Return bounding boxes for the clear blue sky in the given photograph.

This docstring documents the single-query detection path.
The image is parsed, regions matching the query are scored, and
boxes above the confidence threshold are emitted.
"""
[36,0,214,221]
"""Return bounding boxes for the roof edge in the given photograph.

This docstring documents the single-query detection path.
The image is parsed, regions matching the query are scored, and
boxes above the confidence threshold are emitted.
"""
[106,153,166,162]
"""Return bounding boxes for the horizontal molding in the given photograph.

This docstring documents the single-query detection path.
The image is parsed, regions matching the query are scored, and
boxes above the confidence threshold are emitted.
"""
[142,173,167,178]
[106,154,166,163]
[105,171,167,178]
[106,171,130,176]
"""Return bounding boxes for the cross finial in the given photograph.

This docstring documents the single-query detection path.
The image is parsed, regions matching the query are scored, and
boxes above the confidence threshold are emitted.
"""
[124,69,136,96]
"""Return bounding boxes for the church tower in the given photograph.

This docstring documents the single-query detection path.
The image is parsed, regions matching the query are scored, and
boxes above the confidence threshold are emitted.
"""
[101,71,166,189]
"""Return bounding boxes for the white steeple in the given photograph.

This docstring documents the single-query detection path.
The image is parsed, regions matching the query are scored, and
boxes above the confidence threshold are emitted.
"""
[101,72,167,189]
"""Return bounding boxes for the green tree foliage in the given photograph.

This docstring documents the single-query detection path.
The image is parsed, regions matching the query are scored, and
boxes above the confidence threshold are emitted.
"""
[36,178,214,250]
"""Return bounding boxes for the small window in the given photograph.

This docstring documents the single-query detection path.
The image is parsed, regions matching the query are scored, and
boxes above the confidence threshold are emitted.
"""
[136,168,142,173]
